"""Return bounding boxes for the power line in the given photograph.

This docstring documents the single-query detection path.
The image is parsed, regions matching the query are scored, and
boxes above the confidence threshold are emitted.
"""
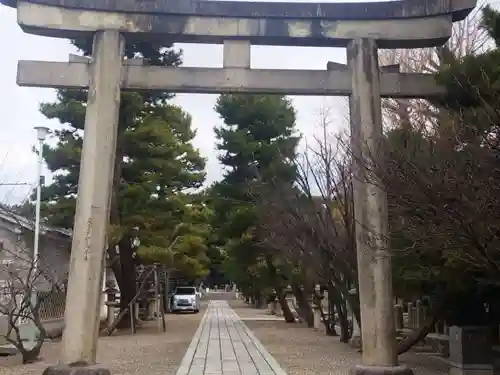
[0,183,30,186]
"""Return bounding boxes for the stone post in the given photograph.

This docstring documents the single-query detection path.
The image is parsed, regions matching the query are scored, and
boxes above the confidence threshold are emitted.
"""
[349,289,362,348]
[107,304,116,328]
[50,30,124,370]
[313,284,322,331]
[407,302,413,329]
[347,38,411,375]
[394,304,403,331]
[275,305,283,317]
[415,300,422,329]
[313,304,322,331]
[271,300,277,315]
[134,302,140,321]
[449,326,493,375]
[267,290,276,315]
[421,305,428,328]
[350,312,362,348]
[104,286,118,330]
[267,302,272,314]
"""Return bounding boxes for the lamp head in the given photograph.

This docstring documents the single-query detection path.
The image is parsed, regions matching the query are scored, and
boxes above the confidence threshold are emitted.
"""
[34,126,50,141]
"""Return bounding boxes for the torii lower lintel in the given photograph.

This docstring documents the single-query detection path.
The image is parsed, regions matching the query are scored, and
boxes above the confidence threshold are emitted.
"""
[17,60,444,98]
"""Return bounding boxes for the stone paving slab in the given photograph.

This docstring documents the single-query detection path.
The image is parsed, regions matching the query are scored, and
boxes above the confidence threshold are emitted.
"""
[176,301,287,375]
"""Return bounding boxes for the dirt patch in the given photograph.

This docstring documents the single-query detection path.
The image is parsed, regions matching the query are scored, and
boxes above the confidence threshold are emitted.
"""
[0,306,206,375]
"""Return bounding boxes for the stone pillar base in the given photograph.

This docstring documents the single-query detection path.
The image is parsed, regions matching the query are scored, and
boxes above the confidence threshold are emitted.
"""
[351,365,414,375]
[349,335,362,348]
[43,366,111,375]
[449,366,493,375]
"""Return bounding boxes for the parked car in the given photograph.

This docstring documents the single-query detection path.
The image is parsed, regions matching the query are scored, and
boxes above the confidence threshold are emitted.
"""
[171,286,200,313]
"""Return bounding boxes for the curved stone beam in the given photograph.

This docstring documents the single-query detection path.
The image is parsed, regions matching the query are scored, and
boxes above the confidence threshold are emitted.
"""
[15,1,457,48]
[2,0,476,22]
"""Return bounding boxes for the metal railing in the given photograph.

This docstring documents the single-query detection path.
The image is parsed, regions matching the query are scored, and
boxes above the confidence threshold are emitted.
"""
[38,289,66,321]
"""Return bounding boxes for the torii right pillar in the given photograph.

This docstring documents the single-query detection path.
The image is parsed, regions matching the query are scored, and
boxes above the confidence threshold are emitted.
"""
[348,38,411,375]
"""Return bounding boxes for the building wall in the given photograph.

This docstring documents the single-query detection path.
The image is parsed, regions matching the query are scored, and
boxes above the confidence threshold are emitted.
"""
[0,222,70,291]
[0,220,70,325]
[0,223,23,266]
[38,233,71,290]
[0,218,72,344]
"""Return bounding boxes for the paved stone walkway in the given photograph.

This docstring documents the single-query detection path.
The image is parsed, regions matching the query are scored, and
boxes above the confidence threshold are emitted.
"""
[176,301,287,375]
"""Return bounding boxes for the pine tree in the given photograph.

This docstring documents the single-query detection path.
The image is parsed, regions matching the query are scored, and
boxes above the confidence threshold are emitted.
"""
[211,94,299,299]
[39,39,208,326]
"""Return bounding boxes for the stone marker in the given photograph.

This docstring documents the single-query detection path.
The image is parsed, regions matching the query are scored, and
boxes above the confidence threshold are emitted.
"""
[415,300,422,329]
[407,302,414,329]
[350,310,362,349]
[313,284,322,331]
[449,326,493,375]
[394,304,404,331]
[275,306,283,317]
[313,305,322,331]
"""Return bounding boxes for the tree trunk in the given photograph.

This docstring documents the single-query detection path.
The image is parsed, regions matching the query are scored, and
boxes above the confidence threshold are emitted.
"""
[253,291,260,308]
[335,295,349,343]
[333,280,361,332]
[327,283,349,342]
[20,344,42,364]
[326,283,338,336]
[316,298,334,335]
[292,284,314,327]
[276,286,296,323]
[10,316,46,364]
[115,235,137,329]
[107,133,138,329]
[265,255,295,323]
[397,298,446,355]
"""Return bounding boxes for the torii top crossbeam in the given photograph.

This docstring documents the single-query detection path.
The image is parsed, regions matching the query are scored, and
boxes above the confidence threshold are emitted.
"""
[1,0,475,20]
[2,0,476,48]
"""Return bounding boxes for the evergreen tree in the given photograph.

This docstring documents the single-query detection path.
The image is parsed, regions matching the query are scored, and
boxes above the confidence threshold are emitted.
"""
[39,39,208,325]
[211,94,299,299]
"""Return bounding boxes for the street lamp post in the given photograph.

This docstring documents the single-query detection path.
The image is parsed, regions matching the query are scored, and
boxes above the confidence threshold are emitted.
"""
[33,126,49,275]
[29,126,49,346]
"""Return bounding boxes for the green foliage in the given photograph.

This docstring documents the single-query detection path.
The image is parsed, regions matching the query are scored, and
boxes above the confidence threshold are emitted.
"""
[39,39,210,278]
[436,5,500,113]
[210,94,299,293]
[137,200,212,279]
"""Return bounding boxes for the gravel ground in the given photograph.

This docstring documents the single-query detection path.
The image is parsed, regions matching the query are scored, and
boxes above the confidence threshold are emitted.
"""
[0,304,207,375]
[231,302,448,375]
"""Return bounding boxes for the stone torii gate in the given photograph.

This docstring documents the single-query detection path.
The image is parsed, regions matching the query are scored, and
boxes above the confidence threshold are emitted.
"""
[2,0,475,374]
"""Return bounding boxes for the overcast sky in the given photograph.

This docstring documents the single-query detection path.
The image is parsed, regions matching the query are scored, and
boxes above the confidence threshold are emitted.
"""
[0,0,403,205]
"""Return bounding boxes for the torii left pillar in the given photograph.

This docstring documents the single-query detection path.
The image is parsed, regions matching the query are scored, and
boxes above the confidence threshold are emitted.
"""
[44,30,124,375]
